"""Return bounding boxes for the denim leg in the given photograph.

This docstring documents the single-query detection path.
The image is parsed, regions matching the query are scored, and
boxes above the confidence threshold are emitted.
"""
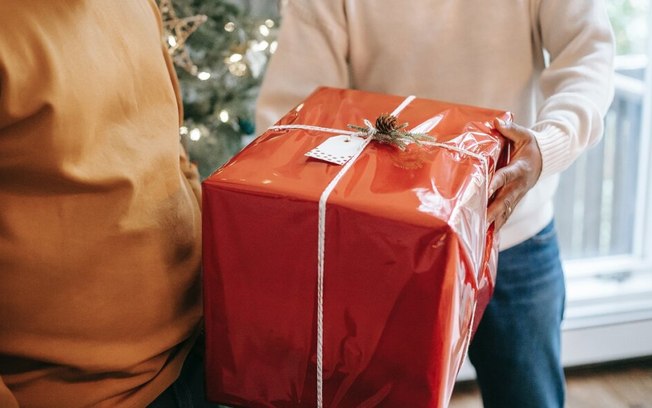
[149,339,228,408]
[468,221,566,408]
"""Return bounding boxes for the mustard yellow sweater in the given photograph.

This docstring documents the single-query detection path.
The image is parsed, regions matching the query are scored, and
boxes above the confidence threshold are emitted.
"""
[0,1,202,406]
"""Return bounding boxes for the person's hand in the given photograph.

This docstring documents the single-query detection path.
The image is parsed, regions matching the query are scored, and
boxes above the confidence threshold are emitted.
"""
[487,119,543,230]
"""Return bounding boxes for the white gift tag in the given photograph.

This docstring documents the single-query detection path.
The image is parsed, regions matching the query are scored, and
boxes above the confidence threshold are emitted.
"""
[305,135,366,165]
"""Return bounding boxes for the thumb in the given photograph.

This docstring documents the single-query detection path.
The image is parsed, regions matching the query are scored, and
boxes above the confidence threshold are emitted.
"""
[494,118,530,143]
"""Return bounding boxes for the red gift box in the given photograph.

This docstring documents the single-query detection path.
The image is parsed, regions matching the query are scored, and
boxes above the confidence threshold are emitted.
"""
[202,87,509,407]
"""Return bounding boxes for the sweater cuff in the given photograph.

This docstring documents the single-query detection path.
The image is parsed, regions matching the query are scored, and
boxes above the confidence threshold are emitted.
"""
[532,124,571,180]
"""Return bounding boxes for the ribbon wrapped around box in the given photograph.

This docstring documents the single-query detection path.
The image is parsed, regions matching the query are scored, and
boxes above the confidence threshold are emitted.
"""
[202,87,511,408]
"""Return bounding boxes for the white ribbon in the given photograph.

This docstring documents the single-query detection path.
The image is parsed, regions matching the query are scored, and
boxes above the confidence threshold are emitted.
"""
[269,96,489,408]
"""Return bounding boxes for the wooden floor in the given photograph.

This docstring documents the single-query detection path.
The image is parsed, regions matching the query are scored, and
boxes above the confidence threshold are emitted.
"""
[449,358,652,408]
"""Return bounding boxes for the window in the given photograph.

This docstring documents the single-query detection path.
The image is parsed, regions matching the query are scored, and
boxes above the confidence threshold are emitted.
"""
[554,0,652,366]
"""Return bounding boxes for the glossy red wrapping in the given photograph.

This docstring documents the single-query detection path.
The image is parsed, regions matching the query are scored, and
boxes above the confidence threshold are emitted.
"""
[202,87,510,408]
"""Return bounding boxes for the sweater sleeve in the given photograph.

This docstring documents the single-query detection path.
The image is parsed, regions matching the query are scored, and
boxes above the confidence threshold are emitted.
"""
[255,0,350,133]
[532,0,615,179]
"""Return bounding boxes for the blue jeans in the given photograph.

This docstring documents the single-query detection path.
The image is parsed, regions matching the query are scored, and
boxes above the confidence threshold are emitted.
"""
[468,221,566,408]
[148,338,226,408]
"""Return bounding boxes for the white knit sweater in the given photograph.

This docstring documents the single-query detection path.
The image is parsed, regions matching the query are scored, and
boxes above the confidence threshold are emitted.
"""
[256,0,615,249]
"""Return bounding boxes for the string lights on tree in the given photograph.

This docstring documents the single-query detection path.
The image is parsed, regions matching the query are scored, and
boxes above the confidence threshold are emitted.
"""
[157,0,280,178]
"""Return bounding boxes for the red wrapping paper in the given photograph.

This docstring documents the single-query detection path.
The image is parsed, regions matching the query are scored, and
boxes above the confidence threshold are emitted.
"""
[203,87,510,408]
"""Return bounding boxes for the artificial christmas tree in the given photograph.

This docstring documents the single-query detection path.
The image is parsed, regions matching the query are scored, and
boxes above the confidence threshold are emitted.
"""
[158,0,279,178]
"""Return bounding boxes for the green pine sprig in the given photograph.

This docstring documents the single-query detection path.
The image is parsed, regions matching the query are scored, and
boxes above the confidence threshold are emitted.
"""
[348,113,434,150]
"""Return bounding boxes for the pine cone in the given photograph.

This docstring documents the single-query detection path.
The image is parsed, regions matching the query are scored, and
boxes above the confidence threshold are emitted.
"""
[375,113,400,134]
